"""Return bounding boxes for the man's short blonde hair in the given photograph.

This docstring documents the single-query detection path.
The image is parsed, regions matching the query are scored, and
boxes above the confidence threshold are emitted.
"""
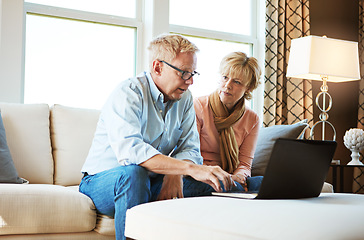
[219,52,261,100]
[148,34,199,71]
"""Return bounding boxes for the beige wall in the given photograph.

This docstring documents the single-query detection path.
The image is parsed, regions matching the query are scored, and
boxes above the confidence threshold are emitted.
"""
[310,0,359,192]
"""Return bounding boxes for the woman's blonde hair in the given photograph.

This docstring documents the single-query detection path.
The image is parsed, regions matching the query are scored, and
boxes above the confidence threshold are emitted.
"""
[219,52,261,100]
[148,34,199,72]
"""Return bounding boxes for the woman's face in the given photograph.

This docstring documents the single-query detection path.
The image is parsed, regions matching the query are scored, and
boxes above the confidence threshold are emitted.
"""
[218,75,248,111]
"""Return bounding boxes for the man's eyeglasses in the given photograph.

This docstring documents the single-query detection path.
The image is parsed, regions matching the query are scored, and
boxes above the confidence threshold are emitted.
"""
[160,60,200,81]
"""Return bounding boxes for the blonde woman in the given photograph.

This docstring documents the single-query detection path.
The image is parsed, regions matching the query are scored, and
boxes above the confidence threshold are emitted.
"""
[194,51,263,192]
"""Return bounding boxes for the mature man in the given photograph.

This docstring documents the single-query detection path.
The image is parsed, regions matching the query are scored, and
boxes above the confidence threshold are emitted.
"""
[80,34,234,240]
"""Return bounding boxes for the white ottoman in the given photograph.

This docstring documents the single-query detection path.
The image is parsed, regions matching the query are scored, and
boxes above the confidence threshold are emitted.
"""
[125,193,364,240]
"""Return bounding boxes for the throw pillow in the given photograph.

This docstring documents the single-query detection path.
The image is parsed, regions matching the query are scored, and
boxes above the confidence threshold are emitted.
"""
[0,111,27,183]
[251,119,309,176]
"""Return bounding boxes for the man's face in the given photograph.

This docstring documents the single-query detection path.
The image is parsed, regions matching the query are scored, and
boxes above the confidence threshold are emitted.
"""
[154,52,197,102]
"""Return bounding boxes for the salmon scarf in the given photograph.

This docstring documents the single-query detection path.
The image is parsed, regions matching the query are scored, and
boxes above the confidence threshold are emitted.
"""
[208,90,245,173]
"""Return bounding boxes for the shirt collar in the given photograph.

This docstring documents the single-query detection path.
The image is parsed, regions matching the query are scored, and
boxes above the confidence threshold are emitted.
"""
[146,72,165,103]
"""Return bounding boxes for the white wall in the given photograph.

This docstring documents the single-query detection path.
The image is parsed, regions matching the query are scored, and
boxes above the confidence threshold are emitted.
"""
[0,0,24,103]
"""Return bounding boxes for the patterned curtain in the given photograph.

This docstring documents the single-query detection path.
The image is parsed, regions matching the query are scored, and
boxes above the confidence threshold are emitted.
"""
[353,1,364,194]
[358,0,364,130]
[264,0,313,127]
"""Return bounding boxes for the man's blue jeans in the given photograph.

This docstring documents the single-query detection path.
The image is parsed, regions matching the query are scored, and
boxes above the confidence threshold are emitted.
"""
[79,165,263,240]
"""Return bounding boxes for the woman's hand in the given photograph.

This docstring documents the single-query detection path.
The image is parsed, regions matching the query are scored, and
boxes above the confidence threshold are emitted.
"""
[232,174,248,192]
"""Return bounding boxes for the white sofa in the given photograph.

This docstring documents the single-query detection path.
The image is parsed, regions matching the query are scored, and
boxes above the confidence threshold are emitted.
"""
[0,102,334,239]
[0,103,115,239]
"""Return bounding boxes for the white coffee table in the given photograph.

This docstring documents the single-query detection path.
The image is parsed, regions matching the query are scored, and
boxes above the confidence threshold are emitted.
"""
[125,193,364,240]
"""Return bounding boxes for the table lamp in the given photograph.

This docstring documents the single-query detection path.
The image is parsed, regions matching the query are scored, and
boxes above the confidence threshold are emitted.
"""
[287,35,360,140]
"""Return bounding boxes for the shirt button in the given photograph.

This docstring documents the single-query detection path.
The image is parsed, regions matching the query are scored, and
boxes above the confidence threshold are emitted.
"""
[159,110,162,113]
[165,128,168,131]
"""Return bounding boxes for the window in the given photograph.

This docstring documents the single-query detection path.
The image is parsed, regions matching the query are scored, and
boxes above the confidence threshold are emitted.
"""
[25,0,136,18]
[169,0,263,109]
[169,0,252,36]
[23,1,138,109]
[0,0,264,114]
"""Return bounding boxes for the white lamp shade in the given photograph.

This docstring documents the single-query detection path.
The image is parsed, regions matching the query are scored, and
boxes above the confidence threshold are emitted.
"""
[286,35,360,82]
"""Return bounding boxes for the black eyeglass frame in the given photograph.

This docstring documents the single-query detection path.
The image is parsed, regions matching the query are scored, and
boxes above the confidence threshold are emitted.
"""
[160,60,199,81]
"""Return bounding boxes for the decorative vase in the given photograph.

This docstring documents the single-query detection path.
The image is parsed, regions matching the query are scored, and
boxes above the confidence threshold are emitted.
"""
[343,128,364,166]
[349,150,362,165]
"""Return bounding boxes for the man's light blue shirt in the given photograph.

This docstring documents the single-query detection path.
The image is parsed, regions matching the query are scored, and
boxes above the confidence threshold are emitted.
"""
[81,72,203,175]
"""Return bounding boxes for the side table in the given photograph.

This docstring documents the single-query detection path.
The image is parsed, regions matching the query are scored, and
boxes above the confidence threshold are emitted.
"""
[330,164,364,193]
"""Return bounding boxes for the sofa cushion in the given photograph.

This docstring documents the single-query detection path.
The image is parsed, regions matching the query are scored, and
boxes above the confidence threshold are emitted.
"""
[94,215,115,236]
[0,103,53,184]
[251,120,308,176]
[322,182,334,193]
[0,232,115,239]
[51,104,100,186]
[68,186,116,236]
[0,111,26,183]
[0,184,96,235]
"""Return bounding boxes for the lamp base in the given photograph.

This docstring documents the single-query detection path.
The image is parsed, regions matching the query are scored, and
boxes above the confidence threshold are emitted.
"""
[309,76,336,141]
[309,120,336,141]
[347,150,364,166]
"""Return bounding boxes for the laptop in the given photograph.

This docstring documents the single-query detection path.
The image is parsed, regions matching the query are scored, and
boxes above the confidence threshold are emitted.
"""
[212,138,337,199]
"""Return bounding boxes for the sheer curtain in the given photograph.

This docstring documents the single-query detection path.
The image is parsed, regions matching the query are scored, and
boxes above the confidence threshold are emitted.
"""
[264,0,313,128]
